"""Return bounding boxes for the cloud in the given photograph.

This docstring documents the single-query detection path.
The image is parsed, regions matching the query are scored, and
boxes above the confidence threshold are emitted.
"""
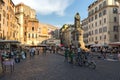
[12,0,74,16]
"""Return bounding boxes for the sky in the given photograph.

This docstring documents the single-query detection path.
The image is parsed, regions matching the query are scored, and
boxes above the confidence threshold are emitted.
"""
[12,0,96,28]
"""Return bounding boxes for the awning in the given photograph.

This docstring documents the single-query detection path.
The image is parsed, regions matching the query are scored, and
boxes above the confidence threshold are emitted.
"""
[109,42,120,46]
[91,44,102,47]
[0,40,20,43]
[90,43,108,47]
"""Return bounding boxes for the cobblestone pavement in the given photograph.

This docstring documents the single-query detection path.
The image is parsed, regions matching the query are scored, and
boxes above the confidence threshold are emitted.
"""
[0,53,120,80]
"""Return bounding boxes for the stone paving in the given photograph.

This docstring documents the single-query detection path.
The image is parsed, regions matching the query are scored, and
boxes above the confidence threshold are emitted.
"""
[0,53,120,80]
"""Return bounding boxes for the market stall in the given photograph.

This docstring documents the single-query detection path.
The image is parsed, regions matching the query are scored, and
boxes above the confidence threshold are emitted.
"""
[0,40,20,73]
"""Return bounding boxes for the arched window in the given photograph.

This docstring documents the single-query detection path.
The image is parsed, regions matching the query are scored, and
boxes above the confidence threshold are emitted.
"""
[32,27,34,31]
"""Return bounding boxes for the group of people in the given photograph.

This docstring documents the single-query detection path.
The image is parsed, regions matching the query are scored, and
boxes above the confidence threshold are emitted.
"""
[64,45,120,65]
[91,47,120,60]
[64,45,89,65]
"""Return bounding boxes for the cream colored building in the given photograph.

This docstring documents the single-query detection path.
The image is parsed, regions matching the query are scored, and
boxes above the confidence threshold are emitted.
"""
[37,23,58,45]
[15,3,58,46]
[81,18,89,45]
[15,3,36,44]
[82,0,119,46]
[37,23,49,44]
[47,24,58,39]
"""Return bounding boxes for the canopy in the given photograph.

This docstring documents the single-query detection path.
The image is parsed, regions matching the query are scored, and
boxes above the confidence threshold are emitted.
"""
[91,44,102,47]
[109,42,120,46]
[0,40,20,43]
[91,44,108,47]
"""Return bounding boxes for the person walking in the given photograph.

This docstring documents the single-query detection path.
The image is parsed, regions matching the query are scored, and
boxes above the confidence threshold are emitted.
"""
[64,47,69,62]
[117,51,120,61]
[21,50,26,59]
[70,49,74,64]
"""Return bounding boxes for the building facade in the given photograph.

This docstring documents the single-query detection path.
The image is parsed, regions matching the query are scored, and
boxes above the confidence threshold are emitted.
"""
[82,0,119,46]
[0,0,19,40]
[15,3,37,44]
[60,24,74,47]
[37,23,49,44]
[24,17,39,45]
[37,23,59,45]
[81,18,89,45]
[0,1,59,46]
[116,0,120,41]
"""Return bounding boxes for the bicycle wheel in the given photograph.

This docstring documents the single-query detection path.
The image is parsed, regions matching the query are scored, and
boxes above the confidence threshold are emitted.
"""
[84,61,89,67]
[78,58,82,66]
[88,62,96,69]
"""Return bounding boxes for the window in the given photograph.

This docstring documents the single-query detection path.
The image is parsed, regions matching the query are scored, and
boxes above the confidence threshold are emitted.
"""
[36,34,37,38]
[103,1,106,7]
[32,27,34,31]
[114,34,117,39]
[103,10,106,15]
[99,12,102,17]
[92,10,94,14]
[99,20,101,25]
[92,24,94,27]
[113,8,118,14]
[95,22,97,26]
[89,31,91,36]
[114,17,117,22]
[24,32,26,36]
[104,35,106,39]
[92,30,94,35]
[0,23,1,31]
[99,4,102,10]
[3,10,5,17]
[7,21,8,26]
[32,34,34,38]
[95,7,97,12]
[95,37,97,40]
[3,19,4,24]
[104,18,106,23]
[103,27,107,32]
[0,14,1,21]
[99,28,102,33]
[113,26,118,31]
[91,17,94,21]
[25,26,27,30]
[28,34,30,38]
[13,32,15,38]
[95,29,98,34]
[100,36,102,40]
[95,14,97,19]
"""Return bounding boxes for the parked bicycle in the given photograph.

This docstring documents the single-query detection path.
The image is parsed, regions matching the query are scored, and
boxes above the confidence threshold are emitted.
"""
[75,51,96,69]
